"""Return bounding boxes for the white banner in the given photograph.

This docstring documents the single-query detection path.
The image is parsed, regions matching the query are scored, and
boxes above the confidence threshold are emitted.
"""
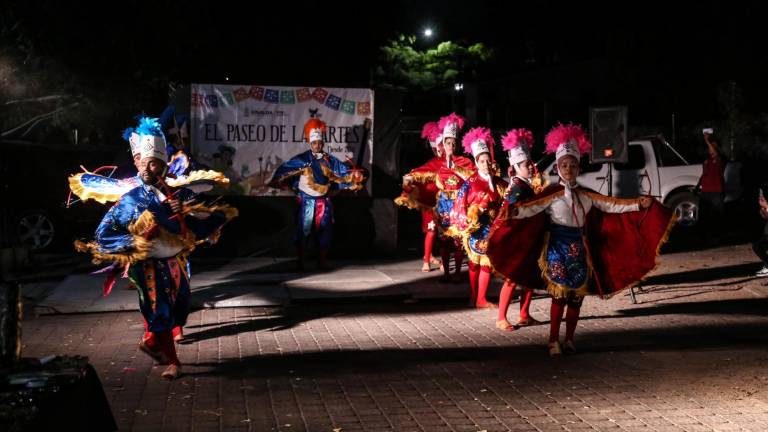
[190,84,374,196]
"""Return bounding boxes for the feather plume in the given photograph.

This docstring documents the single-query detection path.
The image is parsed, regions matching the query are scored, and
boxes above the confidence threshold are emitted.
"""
[420,121,438,140]
[461,127,495,154]
[134,116,164,137]
[437,112,465,133]
[501,128,533,151]
[303,118,327,141]
[544,123,591,154]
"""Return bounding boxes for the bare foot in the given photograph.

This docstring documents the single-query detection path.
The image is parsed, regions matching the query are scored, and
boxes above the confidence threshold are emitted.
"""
[161,364,182,380]
[495,320,515,331]
[516,316,541,327]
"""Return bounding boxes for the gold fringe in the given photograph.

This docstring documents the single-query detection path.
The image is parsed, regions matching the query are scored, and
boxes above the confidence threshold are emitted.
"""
[442,225,463,239]
[601,209,679,299]
[464,204,482,233]
[494,189,563,223]
[302,167,331,194]
[435,189,459,199]
[184,202,239,221]
[407,171,437,184]
[128,210,198,255]
[75,209,205,265]
[73,233,153,267]
[68,173,124,204]
[461,235,494,269]
[530,173,548,194]
[452,165,475,180]
[581,190,640,206]
[394,187,432,211]
[183,202,238,246]
[166,170,230,187]
[536,231,593,299]
[273,168,305,186]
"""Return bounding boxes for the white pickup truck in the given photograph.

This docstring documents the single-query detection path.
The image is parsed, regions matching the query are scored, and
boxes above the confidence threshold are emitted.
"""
[540,136,742,226]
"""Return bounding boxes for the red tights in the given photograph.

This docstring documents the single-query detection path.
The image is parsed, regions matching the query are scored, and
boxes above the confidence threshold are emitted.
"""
[143,320,182,341]
[143,331,181,366]
[468,262,493,307]
[497,281,535,321]
[548,298,581,343]
[423,230,436,263]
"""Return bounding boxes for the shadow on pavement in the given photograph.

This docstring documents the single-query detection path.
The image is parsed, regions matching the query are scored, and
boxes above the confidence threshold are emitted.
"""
[185,318,768,379]
[183,301,473,344]
[643,262,761,286]
[606,297,768,318]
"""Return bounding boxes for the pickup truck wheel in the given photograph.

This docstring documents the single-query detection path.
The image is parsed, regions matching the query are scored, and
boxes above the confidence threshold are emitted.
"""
[665,192,699,227]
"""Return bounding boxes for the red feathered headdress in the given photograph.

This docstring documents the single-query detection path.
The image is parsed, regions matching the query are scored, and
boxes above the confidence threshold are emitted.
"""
[303,118,327,143]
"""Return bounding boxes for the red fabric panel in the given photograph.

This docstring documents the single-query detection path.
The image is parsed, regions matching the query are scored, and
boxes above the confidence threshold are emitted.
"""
[485,210,548,289]
[585,201,673,295]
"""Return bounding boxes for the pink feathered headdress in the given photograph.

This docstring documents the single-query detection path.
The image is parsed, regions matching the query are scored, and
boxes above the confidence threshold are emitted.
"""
[461,127,495,159]
[503,128,534,165]
[420,121,439,141]
[420,121,442,152]
[544,123,591,160]
[437,113,465,140]
[501,128,534,151]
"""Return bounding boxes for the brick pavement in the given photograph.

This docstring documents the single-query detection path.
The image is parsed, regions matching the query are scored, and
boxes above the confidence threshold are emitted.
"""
[19,248,768,432]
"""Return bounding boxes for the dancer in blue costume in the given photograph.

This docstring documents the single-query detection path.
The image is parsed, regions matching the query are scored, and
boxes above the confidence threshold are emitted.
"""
[269,116,366,270]
[75,118,237,379]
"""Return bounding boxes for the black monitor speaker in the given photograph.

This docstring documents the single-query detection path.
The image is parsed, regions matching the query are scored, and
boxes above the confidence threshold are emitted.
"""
[589,106,628,163]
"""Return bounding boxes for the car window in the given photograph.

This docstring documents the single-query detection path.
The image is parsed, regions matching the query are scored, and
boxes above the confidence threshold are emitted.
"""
[614,145,645,170]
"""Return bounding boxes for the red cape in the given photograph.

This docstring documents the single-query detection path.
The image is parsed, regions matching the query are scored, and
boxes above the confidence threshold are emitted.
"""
[486,184,675,297]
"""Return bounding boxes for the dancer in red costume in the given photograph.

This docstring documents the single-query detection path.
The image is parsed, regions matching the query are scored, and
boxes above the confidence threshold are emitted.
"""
[400,113,475,282]
[495,128,545,331]
[486,123,674,356]
[433,113,475,282]
[450,127,507,307]
[395,121,445,272]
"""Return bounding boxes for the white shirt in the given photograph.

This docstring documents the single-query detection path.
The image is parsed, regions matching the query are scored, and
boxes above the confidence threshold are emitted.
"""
[515,182,639,227]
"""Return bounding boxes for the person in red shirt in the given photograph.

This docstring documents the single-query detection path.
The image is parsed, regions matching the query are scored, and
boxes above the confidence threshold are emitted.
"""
[697,131,726,239]
[753,189,768,277]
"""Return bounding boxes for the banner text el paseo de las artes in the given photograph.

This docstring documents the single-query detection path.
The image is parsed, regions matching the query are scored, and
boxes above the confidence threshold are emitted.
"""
[190,84,373,196]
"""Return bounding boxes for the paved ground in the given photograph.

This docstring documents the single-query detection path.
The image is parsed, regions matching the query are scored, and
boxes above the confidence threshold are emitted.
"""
[18,244,768,431]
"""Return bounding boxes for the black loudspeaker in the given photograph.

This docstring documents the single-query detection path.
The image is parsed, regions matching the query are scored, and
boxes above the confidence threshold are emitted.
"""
[589,106,628,163]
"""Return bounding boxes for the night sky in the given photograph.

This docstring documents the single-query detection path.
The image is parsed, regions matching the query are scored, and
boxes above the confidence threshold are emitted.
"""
[4,1,768,127]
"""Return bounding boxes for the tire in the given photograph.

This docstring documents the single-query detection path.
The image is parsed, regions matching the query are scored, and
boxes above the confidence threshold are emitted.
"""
[15,210,56,251]
[665,191,699,227]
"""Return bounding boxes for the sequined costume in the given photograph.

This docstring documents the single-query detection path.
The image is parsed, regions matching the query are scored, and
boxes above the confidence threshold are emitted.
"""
[76,183,237,333]
[487,123,673,355]
[271,150,364,251]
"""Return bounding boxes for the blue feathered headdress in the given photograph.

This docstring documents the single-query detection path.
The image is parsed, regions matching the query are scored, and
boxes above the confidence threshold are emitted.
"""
[134,116,165,138]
